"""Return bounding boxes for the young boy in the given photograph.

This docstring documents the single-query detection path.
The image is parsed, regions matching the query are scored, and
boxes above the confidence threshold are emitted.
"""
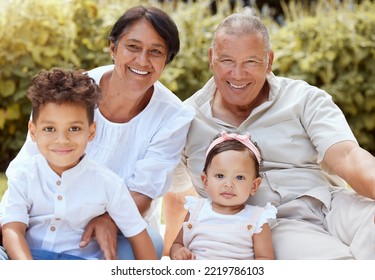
[1,68,157,260]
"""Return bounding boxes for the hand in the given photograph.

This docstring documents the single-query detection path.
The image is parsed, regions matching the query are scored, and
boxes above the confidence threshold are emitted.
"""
[171,247,195,260]
[79,212,118,260]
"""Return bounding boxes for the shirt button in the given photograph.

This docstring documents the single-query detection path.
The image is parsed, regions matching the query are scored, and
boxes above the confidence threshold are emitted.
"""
[247,225,253,230]
[56,180,61,186]
[57,195,63,201]
[50,226,56,231]
[187,224,193,229]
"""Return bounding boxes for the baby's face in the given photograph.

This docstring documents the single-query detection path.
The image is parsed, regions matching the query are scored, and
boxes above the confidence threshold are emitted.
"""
[202,149,261,214]
[29,102,95,176]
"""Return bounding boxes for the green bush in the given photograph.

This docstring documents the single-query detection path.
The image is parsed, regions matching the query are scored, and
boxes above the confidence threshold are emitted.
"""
[0,0,80,170]
[0,173,7,199]
[1,0,374,172]
[271,0,375,154]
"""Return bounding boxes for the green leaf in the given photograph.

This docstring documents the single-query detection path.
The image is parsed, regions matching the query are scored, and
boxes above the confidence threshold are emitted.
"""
[0,80,16,97]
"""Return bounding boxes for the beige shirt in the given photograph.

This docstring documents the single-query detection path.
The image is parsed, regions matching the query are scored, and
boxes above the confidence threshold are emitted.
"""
[172,73,357,210]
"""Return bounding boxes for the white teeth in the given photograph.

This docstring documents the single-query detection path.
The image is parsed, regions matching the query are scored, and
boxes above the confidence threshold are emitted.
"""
[129,68,148,75]
[229,82,247,89]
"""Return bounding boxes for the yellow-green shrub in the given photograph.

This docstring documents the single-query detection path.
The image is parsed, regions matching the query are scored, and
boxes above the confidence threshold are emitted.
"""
[271,0,375,154]
[1,0,374,171]
[0,0,79,170]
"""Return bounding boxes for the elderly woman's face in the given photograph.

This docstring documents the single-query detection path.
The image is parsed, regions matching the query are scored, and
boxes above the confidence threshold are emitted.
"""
[110,19,168,94]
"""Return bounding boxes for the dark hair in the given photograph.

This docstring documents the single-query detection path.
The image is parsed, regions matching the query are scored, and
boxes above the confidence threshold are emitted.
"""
[108,5,180,64]
[27,68,101,123]
[203,138,261,177]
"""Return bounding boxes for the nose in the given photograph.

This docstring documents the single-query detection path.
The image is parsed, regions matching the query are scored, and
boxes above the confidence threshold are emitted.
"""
[232,63,245,78]
[136,50,149,66]
[55,131,69,144]
[225,178,235,188]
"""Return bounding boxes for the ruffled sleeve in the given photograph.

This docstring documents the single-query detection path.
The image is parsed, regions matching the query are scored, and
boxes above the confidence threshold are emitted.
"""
[254,202,278,234]
[184,195,198,212]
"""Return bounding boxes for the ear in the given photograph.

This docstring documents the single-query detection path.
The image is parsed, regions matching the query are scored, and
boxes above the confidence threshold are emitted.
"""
[109,42,116,59]
[28,120,37,142]
[267,50,274,73]
[201,172,208,191]
[249,176,262,196]
[88,122,96,142]
[209,48,214,70]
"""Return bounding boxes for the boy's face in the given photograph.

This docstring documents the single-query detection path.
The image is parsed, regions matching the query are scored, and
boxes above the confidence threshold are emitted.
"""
[29,103,96,176]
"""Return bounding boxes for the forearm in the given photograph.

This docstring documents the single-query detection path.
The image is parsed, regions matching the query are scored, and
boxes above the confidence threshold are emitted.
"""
[341,146,375,199]
[323,141,375,199]
[130,191,152,217]
[128,230,157,260]
[3,226,32,260]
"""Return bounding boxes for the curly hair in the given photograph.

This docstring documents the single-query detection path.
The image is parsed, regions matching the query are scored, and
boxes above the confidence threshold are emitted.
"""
[27,68,101,123]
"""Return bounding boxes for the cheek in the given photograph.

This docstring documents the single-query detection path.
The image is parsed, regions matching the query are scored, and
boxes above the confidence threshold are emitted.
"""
[153,60,167,73]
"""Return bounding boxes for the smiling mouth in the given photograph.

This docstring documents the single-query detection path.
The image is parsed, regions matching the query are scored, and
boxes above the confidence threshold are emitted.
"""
[228,82,249,89]
[51,149,73,154]
[129,67,150,75]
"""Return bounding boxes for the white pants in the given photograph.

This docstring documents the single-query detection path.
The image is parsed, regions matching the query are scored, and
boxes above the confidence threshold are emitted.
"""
[272,189,375,259]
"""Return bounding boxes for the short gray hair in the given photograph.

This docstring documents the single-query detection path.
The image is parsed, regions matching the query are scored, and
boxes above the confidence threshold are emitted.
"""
[212,12,271,53]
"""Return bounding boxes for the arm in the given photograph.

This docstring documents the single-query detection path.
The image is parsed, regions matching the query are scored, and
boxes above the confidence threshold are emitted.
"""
[253,223,275,260]
[169,213,195,260]
[2,222,32,260]
[79,189,152,260]
[128,229,157,260]
[130,191,152,217]
[321,140,375,200]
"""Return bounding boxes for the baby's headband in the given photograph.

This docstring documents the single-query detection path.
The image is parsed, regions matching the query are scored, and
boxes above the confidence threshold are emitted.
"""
[206,131,262,164]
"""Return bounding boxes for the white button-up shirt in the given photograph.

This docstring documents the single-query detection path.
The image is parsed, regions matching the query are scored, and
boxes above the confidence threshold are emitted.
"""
[2,154,146,259]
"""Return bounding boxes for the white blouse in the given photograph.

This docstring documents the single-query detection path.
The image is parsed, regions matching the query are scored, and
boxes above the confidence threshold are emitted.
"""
[4,65,195,227]
[185,196,277,233]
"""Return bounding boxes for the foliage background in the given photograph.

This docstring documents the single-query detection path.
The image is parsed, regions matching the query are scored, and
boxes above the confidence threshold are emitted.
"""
[1,0,375,173]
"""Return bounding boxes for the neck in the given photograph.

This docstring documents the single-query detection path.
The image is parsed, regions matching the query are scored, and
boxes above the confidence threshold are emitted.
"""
[98,70,153,123]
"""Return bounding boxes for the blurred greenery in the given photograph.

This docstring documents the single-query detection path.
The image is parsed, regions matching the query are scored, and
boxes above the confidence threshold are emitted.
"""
[0,173,7,200]
[1,0,375,173]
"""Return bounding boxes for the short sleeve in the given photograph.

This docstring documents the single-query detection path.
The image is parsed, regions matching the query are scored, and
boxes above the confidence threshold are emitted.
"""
[254,202,277,234]
[184,195,198,212]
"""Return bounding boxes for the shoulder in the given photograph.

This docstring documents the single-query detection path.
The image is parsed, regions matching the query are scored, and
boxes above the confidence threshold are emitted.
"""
[81,156,124,185]
[183,77,216,109]
[154,81,184,106]
[269,72,329,100]
[9,154,41,176]
[86,65,114,84]
[6,155,44,188]
[152,81,196,117]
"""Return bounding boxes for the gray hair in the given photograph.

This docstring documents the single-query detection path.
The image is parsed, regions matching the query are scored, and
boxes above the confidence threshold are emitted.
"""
[211,12,271,53]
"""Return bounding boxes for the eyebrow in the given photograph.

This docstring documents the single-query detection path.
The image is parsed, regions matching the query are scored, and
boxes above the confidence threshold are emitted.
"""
[125,38,167,50]
[38,120,85,125]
